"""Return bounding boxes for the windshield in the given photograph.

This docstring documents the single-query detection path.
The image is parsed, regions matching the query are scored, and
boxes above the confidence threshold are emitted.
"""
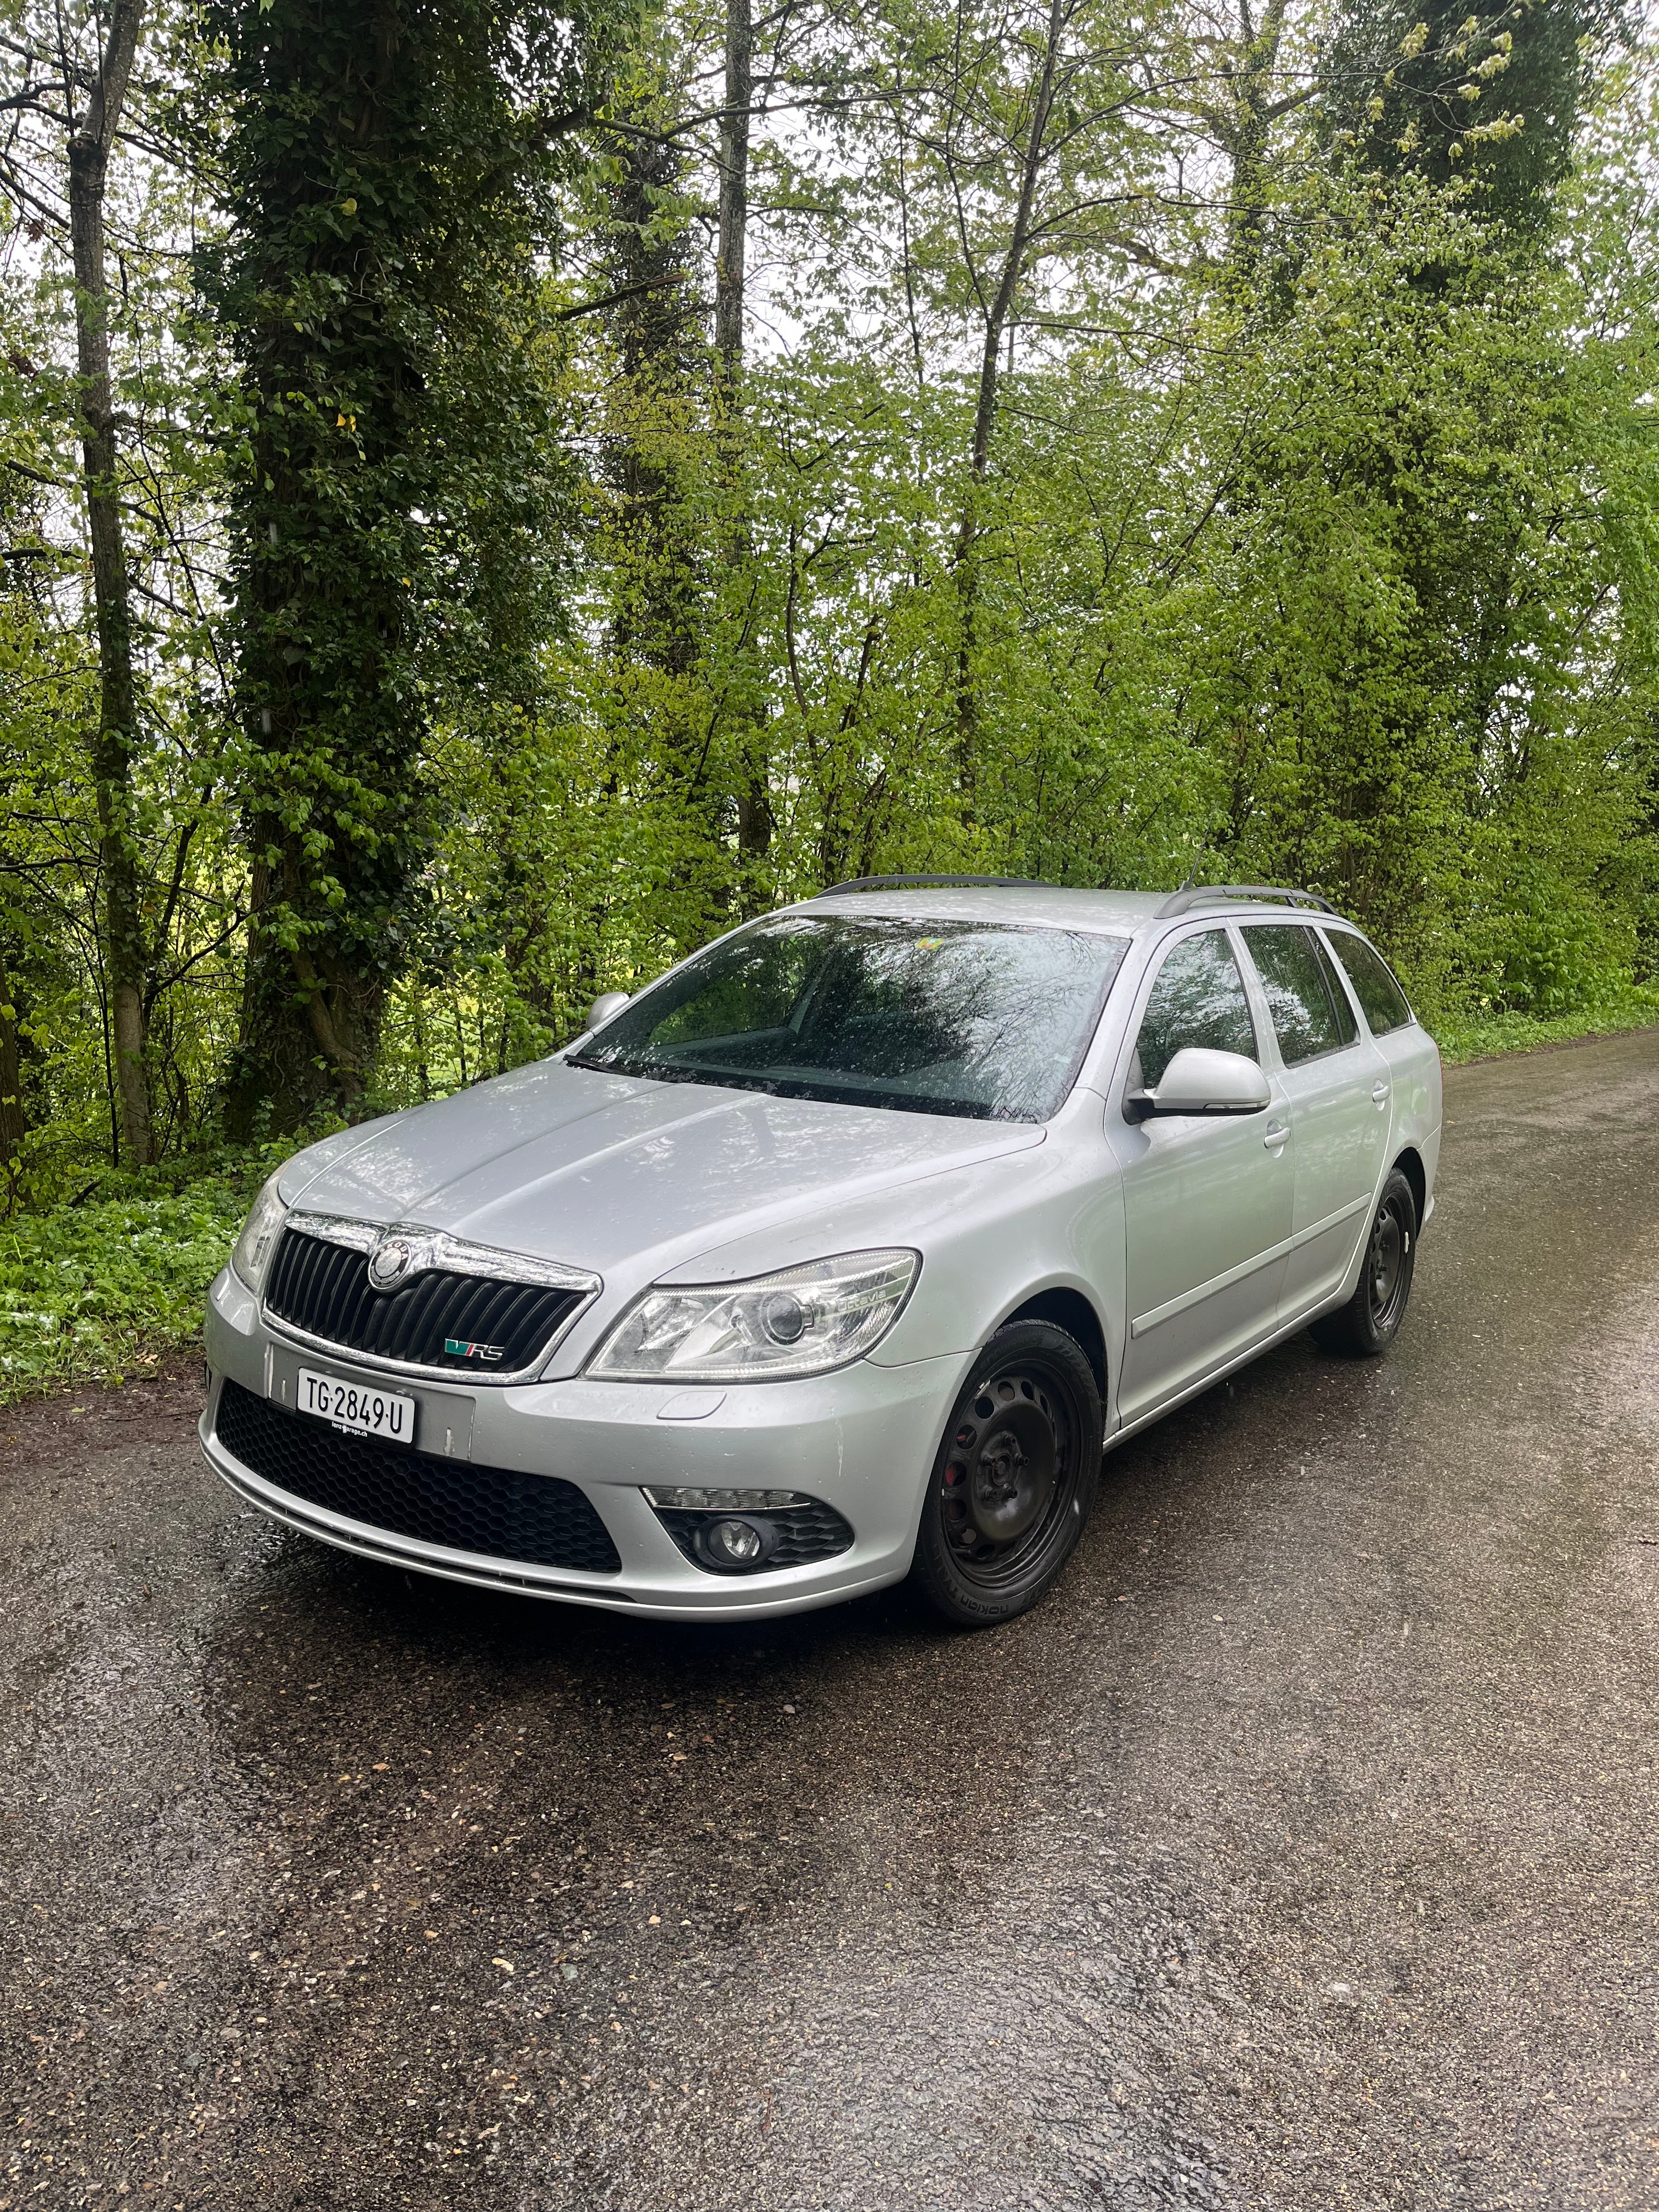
[568,913,1130,1122]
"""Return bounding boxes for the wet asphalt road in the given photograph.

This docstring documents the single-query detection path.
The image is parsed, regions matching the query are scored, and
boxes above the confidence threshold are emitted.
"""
[4,1032,1659,2212]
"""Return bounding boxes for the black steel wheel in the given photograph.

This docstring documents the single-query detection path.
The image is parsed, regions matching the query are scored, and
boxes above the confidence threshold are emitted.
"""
[911,1319,1102,1628]
[1311,1166,1419,1356]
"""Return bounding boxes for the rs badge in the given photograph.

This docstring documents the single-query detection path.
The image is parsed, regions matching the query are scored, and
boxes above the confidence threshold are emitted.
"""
[445,1338,505,1362]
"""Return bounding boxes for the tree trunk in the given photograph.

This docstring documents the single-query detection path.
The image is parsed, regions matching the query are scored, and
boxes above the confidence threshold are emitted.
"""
[598,103,730,949]
[215,1,426,1140]
[603,84,700,681]
[214,0,596,1135]
[715,0,751,394]
[952,0,1065,804]
[0,942,25,1202]
[225,819,376,1137]
[715,0,771,875]
[67,0,152,1166]
[1221,0,1291,292]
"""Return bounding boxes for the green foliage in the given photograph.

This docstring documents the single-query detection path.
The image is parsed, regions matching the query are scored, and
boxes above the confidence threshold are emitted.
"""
[1430,988,1659,1063]
[0,1177,247,1400]
[1156,169,1659,1013]
[0,1115,347,1397]
[3,0,1658,1222]
[0,24,245,1186]
[1321,0,1620,230]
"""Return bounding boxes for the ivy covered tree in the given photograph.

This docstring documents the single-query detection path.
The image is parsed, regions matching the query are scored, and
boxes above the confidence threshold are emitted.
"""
[201,0,622,1136]
[1320,0,1622,231]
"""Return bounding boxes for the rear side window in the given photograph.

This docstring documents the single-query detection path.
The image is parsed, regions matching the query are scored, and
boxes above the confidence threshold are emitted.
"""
[1244,925,1355,1065]
[1132,929,1259,1091]
[1327,932,1414,1034]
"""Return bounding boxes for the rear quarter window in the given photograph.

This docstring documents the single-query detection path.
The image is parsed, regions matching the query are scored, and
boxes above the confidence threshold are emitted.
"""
[1327,932,1414,1035]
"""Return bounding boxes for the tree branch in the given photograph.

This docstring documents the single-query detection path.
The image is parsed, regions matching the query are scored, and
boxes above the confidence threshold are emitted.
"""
[552,272,692,322]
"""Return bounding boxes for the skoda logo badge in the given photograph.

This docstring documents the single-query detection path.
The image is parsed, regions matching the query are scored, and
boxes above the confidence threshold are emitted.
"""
[368,1235,414,1291]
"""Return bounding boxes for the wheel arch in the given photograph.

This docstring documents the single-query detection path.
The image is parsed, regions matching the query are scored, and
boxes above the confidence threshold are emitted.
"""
[1392,1144,1426,1228]
[997,1285,1108,1398]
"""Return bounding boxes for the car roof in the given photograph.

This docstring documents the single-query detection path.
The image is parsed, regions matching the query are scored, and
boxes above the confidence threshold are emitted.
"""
[797,883,1355,939]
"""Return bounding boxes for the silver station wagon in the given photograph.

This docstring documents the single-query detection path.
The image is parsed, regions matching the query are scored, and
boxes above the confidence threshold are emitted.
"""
[202,880,1441,1627]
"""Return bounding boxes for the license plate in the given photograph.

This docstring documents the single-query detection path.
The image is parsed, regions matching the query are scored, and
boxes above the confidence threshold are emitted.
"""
[297,1367,417,1446]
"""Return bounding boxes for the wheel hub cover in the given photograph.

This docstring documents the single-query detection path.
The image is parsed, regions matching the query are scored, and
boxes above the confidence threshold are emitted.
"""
[968,1400,1056,1544]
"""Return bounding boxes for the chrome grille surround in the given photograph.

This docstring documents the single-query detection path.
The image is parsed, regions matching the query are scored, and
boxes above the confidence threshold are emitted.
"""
[261,1214,602,1384]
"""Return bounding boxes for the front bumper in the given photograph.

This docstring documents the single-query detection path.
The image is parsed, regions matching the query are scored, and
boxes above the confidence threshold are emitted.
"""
[202,1267,962,1619]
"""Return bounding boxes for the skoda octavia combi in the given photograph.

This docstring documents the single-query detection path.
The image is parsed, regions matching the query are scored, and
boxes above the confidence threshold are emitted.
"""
[202,879,1440,1626]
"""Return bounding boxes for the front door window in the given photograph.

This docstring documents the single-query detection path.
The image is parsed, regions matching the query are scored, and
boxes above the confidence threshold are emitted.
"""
[1130,928,1259,1091]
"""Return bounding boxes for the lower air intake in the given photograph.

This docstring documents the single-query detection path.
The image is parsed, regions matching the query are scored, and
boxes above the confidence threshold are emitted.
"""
[215,1379,621,1575]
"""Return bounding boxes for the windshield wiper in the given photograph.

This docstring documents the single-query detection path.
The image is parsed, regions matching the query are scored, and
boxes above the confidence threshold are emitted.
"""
[566,1052,1015,1120]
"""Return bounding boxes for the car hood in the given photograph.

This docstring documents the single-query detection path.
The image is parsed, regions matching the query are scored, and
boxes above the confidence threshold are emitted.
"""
[281,1059,1043,1278]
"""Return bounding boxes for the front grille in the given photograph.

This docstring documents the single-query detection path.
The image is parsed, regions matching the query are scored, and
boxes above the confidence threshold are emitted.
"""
[265,1228,585,1375]
[653,1498,854,1574]
[216,1379,622,1574]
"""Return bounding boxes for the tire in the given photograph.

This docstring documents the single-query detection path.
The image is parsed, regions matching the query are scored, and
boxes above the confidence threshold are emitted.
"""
[910,1319,1103,1628]
[1311,1166,1418,1357]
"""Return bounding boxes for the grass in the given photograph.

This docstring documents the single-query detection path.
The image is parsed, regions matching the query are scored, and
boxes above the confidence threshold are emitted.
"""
[3,993,1658,1407]
[1428,988,1659,1065]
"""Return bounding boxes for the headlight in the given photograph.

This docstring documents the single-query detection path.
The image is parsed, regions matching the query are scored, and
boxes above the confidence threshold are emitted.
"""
[230,1169,290,1294]
[589,1249,919,1383]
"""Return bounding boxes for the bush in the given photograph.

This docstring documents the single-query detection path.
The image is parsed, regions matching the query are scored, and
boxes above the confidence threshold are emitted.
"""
[1487,895,1633,1017]
[1427,988,1659,1063]
[0,1164,272,1401]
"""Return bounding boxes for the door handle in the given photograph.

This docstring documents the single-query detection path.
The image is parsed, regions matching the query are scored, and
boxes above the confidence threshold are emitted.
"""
[1372,1082,1390,1107]
[1263,1122,1289,1149]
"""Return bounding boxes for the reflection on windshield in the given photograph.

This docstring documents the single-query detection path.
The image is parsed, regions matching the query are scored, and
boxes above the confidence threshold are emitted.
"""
[569,915,1130,1121]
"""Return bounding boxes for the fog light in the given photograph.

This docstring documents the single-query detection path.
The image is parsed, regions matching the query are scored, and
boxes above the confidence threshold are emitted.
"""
[704,1516,765,1567]
[645,1489,851,1576]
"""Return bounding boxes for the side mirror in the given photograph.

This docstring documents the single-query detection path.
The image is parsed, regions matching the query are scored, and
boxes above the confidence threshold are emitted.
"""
[1125,1046,1270,1122]
[588,991,631,1031]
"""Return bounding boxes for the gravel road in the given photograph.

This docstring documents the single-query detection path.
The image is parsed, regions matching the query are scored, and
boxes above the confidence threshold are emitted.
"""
[4,1029,1658,2211]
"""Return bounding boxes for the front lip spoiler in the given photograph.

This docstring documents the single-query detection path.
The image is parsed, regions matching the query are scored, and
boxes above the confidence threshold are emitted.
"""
[202,1431,635,1604]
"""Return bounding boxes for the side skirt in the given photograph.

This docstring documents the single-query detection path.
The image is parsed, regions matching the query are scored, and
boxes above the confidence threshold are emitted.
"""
[1103,1280,1355,1456]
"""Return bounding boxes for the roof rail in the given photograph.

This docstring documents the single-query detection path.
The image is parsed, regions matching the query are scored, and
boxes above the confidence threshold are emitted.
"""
[1154,882,1337,921]
[811,872,1046,898]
